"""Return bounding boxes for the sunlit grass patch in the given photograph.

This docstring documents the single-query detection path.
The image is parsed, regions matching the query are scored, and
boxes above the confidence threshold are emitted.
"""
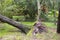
[21,22,34,26]
[42,22,57,28]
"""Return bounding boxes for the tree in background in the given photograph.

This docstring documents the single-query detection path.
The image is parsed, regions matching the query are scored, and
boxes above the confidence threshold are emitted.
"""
[23,0,37,21]
[57,2,60,34]
[0,0,59,22]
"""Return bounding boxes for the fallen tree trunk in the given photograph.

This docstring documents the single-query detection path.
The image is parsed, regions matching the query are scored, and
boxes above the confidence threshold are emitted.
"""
[0,14,30,34]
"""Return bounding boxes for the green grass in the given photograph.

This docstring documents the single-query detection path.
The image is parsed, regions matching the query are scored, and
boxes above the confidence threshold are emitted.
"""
[43,22,56,28]
[21,21,56,28]
[0,23,16,37]
[21,22,34,26]
[0,22,57,40]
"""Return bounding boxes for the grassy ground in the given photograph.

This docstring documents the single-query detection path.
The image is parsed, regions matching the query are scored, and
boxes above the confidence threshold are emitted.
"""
[0,22,58,40]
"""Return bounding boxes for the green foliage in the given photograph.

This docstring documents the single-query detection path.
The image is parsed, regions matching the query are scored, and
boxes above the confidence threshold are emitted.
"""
[47,10,58,22]
[0,0,59,22]
[0,0,15,18]
[22,0,37,20]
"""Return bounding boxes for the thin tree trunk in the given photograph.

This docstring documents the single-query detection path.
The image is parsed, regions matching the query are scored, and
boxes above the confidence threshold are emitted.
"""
[37,0,41,21]
[0,14,30,34]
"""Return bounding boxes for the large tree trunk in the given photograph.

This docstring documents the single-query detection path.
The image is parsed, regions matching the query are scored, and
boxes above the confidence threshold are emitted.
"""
[57,6,60,33]
[0,14,30,34]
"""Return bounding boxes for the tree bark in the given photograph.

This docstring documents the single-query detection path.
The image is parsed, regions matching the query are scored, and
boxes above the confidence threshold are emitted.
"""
[57,6,60,33]
[37,0,41,21]
[0,14,30,34]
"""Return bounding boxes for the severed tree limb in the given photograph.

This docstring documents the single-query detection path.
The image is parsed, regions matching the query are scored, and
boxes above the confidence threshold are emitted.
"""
[0,14,30,34]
